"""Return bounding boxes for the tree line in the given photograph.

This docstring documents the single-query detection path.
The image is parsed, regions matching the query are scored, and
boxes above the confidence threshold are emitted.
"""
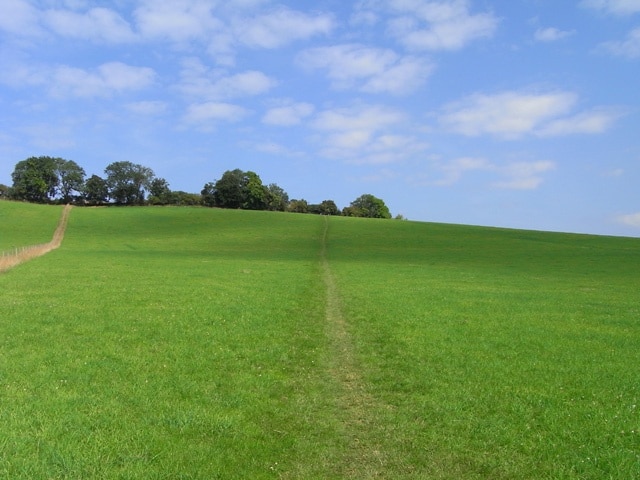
[0,156,393,219]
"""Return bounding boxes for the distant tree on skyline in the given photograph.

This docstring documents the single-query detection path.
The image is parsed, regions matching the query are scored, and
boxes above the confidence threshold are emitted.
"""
[6,158,393,219]
[343,194,391,219]
[105,161,155,205]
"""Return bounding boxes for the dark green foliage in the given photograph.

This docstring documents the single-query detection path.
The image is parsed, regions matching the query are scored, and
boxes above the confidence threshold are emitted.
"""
[147,178,172,205]
[11,156,59,203]
[319,199,340,215]
[344,193,391,219]
[83,175,109,205]
[208,168,246,208]
[104,161,155,205]
[266,183,289,211]
[288,199,308,213]
[243,171,267,210]
[0,184,10,199]
[202,169,287,211]
[10,156,86,203]
[56,159,86,203]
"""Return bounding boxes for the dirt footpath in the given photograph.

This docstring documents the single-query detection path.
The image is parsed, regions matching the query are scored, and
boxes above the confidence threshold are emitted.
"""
[0,204,72,273]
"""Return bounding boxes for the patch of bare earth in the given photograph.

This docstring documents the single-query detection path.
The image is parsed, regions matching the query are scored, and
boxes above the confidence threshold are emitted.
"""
[320,217,386,478]
[0,204,72,273]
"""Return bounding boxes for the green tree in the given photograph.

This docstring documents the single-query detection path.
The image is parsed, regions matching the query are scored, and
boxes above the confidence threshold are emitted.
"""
[288,199,308,213]
[210,169,246,209]
[319,199,340,215]
[55,158,85,203]
[148,177,172,205]
[243,171,267,210]
[345,194,391,219]
[11,156,59,203]
[201,182,217,207]
[83,175,109,205]
[0,184,10,199]
[105,161,155,205]
[265,183,289,211]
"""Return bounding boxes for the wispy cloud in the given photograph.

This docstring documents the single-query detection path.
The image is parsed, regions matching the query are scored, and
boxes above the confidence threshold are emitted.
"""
[439,90,620,138]
[311,104,426,164]
[492,161,556,190]
[384,0,499,51]
[599,27,640,58]
[433,157,493,186]
[177,58,277,100]
[233,7,334,49]
[50,62,156,98]
[534,27,575,42]
[297,44,433,95]
[182,101,249,127]
[430,157,555,190]
[0,0,43,36]
[43,7,136,44]
[581,0,640,15]
[262,101,315,126]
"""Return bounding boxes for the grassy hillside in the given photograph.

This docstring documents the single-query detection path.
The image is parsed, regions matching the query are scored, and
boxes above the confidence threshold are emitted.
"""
[1,205,639,478]
[0,201,63,251]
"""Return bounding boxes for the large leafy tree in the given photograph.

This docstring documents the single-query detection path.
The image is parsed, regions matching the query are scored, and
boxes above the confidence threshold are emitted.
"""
[11,156,59,203]
[243,171,267,210]
[265,183,289,211]
[203,169,272,210]
[210,168,246,208]
[344,193,391,219]
[55,158,86,203]
[104,161,155,205]
[83,175,109,205]
[148,177,172,205]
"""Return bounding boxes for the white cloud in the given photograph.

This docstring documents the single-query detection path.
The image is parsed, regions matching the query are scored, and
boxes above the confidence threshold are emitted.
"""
[134,0,222,43]
[50,62,156,98]
[311,104,427,164]
[439,90,620,139]
[183,101,249,125]
[43,7,136,43]
[599,27,640,58]
[493,161,556,190]
[0,0,42,35]
[430,157,555,189]
[386,0,499,51]
[234,7,334,48]
[537,108,624,136]
[440,91,577,138]
[534,27,575,42]
[178,59,277,100]
[581,0,640,15]
[262,102,314,126]
[618,212,640,227]
[298,44,433,95]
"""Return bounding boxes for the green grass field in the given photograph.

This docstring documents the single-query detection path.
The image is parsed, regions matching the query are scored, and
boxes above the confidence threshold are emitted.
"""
[0,202,63,252]
[1,202,639,478]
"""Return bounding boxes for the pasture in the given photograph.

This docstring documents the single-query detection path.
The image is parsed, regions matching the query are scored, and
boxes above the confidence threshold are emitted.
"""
[0,203,639,478]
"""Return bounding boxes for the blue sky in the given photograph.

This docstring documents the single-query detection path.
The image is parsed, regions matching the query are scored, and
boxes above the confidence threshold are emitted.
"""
[1,0,639,236]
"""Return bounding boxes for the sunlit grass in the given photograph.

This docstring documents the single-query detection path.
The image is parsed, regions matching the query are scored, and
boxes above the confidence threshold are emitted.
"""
[1,206,639,478]
[0,201,62,251]
[327,217,640,478]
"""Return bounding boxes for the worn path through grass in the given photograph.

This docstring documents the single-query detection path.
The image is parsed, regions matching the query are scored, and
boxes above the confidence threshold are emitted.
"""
[0,204,72,273]
[320,216,386,477]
